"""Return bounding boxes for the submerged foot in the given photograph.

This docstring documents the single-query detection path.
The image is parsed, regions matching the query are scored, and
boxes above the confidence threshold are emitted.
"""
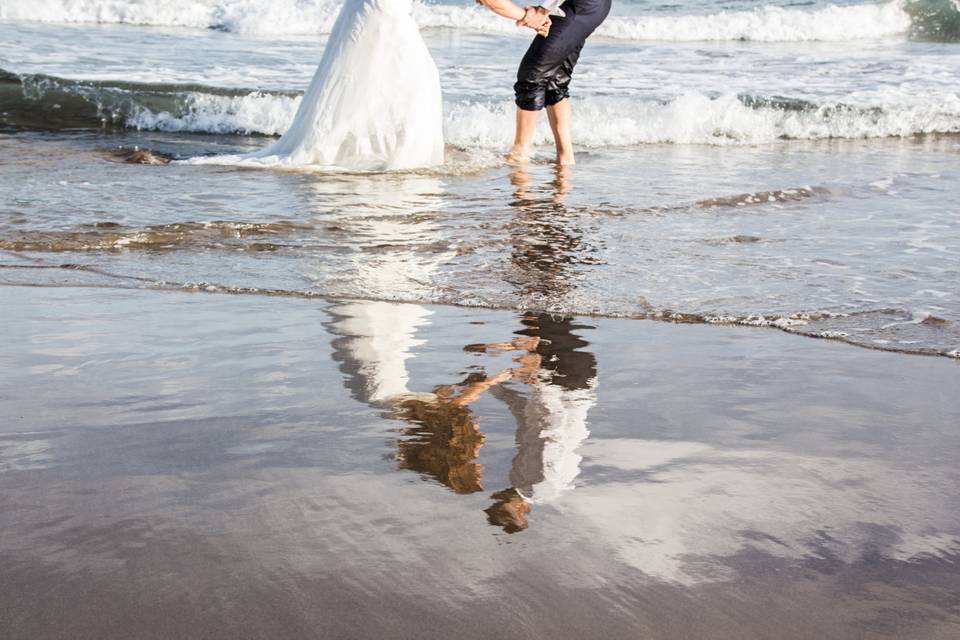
[505,144,532,165]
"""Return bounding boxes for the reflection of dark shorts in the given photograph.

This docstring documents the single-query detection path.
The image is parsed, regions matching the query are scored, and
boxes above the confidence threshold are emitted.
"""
[514,0,612,111]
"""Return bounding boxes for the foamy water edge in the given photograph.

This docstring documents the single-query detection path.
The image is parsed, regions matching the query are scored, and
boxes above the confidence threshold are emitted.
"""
[3,0,956,42]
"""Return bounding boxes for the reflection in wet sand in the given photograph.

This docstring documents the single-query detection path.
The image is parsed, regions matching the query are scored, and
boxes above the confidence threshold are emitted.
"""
[489,168,600,530]
[487,314,598,530]
[391,366,514,496]
[3,286,960,640]
[326,299,516,508]
[324,167,601,532]
[394,390,486,494]
[506,165,600,303]
[327,303,599,532]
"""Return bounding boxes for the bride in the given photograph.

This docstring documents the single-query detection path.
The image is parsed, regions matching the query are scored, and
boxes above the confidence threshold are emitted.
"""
[192,0,443,172]
[190,0,548,172]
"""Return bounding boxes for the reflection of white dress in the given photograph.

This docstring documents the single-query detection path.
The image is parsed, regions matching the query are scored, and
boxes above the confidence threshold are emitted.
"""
[517,379,597,504]
[323,177,452,402]
[192,0,444,171]
[328,301,432,403]
[492,370,597,505]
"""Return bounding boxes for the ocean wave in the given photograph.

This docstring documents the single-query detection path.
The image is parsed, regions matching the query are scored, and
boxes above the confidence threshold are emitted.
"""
[0,69,301,134]
[0,0,343,34]
[444,95,960,146]
[3,0,959,42]
[4,70,959,145]
[905,0,960,41]
[594,0,914,42]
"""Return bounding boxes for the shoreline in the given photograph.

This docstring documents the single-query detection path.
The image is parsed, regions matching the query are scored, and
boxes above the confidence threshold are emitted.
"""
[3,275,959,360]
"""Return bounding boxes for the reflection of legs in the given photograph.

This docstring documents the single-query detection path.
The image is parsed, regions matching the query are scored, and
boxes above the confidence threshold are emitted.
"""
[551,164,574,204]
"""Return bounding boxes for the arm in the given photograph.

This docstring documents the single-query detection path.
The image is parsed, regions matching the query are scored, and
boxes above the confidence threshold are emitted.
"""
[451,368,515,406]
[476,0,526,21]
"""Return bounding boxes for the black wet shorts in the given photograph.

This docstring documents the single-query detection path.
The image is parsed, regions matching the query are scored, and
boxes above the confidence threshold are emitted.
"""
[514,0,612,111]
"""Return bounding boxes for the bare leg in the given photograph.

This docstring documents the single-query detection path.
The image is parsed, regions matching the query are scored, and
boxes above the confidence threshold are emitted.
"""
[545,98,575,165]
[508,107,541,164]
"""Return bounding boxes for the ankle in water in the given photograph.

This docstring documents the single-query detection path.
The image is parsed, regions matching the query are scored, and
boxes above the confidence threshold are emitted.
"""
[506,145,532,164]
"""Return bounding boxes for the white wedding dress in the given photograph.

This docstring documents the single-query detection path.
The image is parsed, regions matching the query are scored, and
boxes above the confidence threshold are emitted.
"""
[190,0,444,171]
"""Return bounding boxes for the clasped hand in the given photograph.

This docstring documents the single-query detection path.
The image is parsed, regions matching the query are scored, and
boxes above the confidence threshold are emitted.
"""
[517,7,551,37]
[474,0,552,37]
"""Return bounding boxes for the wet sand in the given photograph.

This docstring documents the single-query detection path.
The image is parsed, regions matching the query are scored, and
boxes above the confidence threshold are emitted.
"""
[2,285,959,639]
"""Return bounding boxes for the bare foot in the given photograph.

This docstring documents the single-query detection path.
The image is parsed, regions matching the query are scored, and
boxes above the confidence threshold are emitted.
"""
[556,152,576,166]
[506,144,532,165]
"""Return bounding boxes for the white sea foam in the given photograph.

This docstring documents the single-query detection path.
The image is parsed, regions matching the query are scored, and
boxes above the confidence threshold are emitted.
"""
[126,91,960,146]
[129,91,300,135]
[0,0,343,33]
[594,0,911,41]
[0,0,921,41]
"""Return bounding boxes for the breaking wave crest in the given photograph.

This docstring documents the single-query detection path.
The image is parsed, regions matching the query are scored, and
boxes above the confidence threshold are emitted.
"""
[2,0,959,42]
[3,69,959,146]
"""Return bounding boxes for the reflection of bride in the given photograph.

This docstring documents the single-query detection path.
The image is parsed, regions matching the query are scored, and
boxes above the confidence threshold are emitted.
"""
[326,300,597,533]
[322,169,598,533]
[320,172,494,492]
[321,174,449,406]
[190,0,443,171]
[325,296,513,494]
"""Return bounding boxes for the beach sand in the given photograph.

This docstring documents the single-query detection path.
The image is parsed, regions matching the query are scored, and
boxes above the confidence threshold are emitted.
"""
[2,285,958,639]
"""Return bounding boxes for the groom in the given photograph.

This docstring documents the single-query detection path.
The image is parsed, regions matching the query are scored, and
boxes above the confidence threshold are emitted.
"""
[511,0,611,165]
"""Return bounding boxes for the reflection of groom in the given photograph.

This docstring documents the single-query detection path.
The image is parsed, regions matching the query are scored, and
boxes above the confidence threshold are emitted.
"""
[483,314,599,533]
[478,0,611,165]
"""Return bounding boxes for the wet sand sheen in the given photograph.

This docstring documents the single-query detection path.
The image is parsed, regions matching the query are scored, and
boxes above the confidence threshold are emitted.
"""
[2,286,959,639]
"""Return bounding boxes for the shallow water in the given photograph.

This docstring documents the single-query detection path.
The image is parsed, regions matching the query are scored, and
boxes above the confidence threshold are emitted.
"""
[2,129,959,356]
[2,287,959,639]
[2,0,960,355]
